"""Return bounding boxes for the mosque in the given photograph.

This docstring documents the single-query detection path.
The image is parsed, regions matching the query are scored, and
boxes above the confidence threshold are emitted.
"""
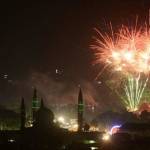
[20,87,85,132]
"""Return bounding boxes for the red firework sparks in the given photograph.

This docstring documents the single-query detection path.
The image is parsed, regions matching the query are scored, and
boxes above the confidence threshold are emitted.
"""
[92,21,150,76]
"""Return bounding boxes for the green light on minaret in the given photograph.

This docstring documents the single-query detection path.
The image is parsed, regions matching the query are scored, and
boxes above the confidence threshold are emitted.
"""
[78,103,84,112]
[78,87,84,132]
[78,88,84,112]
[32,88,40,109]
[32,100,40,109]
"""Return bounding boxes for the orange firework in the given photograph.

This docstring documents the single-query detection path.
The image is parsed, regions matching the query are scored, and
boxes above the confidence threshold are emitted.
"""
[92,21,150,76]
[91,20,150,112]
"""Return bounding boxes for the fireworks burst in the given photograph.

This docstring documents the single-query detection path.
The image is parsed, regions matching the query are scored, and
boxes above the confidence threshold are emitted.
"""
[123,75,148,112]
[92,19,150,112]
[92,22,150,75]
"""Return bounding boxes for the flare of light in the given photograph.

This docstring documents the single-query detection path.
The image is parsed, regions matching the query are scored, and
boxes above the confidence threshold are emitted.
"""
[57,116,65,123]
[110,125,121,135]
[102,133,111,141]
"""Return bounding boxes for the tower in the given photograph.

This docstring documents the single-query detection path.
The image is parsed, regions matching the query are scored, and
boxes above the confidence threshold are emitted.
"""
[20,97,26,130]
[32,88,40,123]
[78,87,84,132]
[34,98,54,128]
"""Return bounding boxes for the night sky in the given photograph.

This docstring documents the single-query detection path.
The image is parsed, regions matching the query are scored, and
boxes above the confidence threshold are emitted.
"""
[0,0,150,111]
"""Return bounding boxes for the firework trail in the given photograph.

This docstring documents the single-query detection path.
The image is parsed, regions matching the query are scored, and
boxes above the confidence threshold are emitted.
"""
[124,74,148,112]
[92,19,150,111]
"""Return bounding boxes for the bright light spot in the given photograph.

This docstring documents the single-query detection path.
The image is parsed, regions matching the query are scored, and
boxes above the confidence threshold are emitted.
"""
[89,126,99,132]
[102,133,110,141]
[110,125,121,135]
[4,74,8,79]
[123,51,133,61]
[91,147,98,150]
[53,119,57,123]
[55,68,63,75]
[84,140,96,144]
[29,124,33,127]
[89,140,96,144]
[97,81,102,84]
[57,116,65,123]
[72,123,78,128]
[69,124,78,131]
[8,139,15,143]
[56,69,59,74]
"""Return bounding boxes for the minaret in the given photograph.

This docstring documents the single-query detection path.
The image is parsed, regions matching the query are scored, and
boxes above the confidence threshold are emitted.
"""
[20,97,26,130]
[78,87,84,132]
[40,98,44,108]
[32,88,40,123]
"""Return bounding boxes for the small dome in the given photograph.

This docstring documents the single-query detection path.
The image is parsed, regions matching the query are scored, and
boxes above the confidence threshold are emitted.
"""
[34,100,54,128]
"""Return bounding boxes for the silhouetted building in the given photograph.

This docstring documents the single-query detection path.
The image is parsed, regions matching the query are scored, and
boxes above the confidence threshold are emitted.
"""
[20,97,26,130]
[34,98,54,129]
[32,88,40,124]
[78,88,84,132]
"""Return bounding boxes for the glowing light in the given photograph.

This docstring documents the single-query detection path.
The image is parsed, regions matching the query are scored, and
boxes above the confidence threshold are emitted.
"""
[91,147,98,150]
[8,139,15,143]
[89,140,96,144]
[112,51,120,59]
[102,133,110,141]
[84,140,96,144]
[57,116,65,123]
[123,51,133,61]
[89,126,99,132]
[110,125,121,135]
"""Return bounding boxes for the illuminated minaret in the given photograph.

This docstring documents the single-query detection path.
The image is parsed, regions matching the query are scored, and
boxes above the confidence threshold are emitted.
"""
[20,97,25,130]
[32,88,40,123]
[78,87,84,132]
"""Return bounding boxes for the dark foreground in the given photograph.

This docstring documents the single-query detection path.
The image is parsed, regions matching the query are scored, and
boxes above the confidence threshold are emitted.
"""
[1,130,150,150]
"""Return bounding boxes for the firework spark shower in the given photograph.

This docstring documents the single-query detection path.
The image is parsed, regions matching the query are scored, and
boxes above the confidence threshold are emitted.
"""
[92,22,150,76]
[92,19,150,112]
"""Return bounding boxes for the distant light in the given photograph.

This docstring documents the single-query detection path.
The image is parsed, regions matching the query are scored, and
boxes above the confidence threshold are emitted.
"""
[55,68,63,75]
[112,51,120,59]
[68,123,78,132]
[89,126,99,132]
[56,69,59,74]
[89,140,96,144]
[72,123,78,128]
[84,140,96,144]
[8,139,15,143]
[57,116,65,123]
[29,124,33,127]
[97,81,102,84]
[123,51,133,61]
[110,125,121,135]
[91,147,98,150]
[4,74,8,79]
[102,133,110,141]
